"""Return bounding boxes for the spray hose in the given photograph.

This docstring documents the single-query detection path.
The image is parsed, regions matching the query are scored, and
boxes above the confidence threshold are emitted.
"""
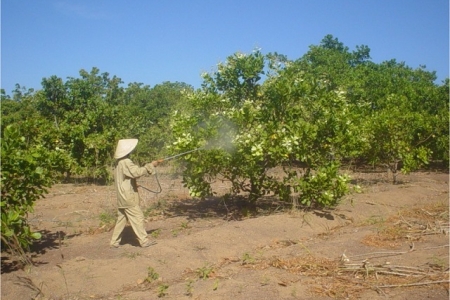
[138,148,202,194]
[138,171,162,194]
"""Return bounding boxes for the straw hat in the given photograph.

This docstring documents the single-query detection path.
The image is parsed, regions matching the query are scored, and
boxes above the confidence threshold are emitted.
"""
[114,139,138,159]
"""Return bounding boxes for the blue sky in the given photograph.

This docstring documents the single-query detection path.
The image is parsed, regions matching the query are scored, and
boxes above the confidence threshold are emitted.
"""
[2,0,449,95]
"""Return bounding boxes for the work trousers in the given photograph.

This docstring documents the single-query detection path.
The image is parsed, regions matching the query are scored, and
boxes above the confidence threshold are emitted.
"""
[110,205,148,247]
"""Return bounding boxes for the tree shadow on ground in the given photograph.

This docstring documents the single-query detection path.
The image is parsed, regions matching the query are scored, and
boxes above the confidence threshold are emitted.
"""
[160,195,294,222]
[311,210,335,220]
[348,165,448,186]
[155,193,358,224]
[1,256,24,274]
[30,230,82,256]
[60,175,110,186]
[1,230,81,273]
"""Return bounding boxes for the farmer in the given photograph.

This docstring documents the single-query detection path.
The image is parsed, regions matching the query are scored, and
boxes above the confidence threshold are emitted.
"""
[110,138,159,248]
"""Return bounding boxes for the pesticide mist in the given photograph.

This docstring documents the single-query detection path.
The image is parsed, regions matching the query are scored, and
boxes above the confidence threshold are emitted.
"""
[201,119,238,154]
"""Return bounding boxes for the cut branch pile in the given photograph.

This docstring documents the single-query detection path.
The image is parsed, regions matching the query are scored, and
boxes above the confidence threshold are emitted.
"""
[362,202,449,248]
[242,246,449,298]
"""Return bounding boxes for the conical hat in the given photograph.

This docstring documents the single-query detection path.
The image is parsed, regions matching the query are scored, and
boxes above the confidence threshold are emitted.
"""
[114,139,138,159]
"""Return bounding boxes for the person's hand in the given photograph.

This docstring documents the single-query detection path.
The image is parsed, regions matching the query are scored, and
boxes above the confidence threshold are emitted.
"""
[151,160,160,167]
[144,163,155,173]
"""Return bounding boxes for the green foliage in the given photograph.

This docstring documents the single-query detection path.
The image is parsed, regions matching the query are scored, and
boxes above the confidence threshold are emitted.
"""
[363,96,432,182]
[185,279,194,296]
[347,60,448,181]
[242,252,255,265]
[38,68,125,180]
[1,124,67,255]
[98,210,116,227]
[294,35,447,179]
[130,81,194,163]
[169,36,447,207]
[292,163,350,207]
[146,266,159,283]
[170,49,358,206]
[24,69,193,181]
[0,35,447,219]
[196,264,214,279]
[157,283,169,297]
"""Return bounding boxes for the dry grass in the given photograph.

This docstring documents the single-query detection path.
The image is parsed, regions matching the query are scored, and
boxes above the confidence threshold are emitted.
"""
[237,201,450,298]
[243,253,449,298]
[362,202,449,249]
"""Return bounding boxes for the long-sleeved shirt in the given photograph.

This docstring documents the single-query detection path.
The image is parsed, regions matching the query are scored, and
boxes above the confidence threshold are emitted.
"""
[114,158,154,208]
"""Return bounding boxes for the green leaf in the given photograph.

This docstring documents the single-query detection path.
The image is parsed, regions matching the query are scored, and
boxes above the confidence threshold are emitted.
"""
[30,232,42,240]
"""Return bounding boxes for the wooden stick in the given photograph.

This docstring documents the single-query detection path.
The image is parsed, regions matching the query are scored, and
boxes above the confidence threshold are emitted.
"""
[376,270,411,277]
[349,251,409,259]
[422,245,449,250]
[377,280,449,288]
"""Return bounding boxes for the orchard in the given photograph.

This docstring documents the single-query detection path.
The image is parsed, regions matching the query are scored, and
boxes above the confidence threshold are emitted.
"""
[1,35,448,255]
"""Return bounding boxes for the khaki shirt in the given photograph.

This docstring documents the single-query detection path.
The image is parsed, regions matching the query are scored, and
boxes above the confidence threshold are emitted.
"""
[114,158,154,208]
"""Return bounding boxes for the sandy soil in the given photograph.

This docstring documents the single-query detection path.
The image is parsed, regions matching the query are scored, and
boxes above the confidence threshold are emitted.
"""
[1,167,449,300]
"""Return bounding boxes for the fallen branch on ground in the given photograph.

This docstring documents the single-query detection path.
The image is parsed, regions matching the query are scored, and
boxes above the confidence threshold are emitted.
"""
[376,280,450,288]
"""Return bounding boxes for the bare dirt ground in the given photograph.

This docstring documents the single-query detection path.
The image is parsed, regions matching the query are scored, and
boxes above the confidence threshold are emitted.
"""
[1,167,449,300]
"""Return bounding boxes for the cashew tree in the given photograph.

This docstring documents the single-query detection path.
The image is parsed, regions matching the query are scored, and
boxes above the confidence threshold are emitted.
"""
[169,50,357,207]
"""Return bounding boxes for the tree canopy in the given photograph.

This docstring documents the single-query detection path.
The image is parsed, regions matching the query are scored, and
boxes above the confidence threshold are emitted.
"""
[1,35,448,255]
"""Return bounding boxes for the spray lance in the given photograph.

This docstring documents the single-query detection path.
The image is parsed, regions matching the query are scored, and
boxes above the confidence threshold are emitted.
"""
[157,147,202,163]
[139,147,203,194]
